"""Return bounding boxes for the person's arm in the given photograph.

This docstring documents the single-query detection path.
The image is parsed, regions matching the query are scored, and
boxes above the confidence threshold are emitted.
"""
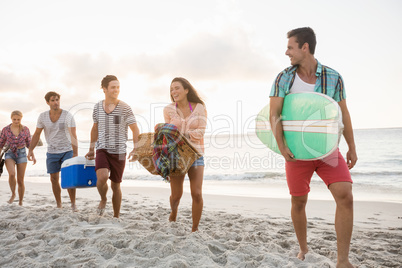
[28,127,43,165]
[186,107,207,142]
[338,100,357,169]
[68,127,78,157]
[85,123,98,160]
[127,123,140,162]
[25,127,32,149]
[163,106,171,124]
[0,128,6,151]
[269,97,296,162]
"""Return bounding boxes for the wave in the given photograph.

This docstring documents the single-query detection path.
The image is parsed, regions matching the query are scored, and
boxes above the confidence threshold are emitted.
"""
[350,170,402,177]
[118,171,286,182]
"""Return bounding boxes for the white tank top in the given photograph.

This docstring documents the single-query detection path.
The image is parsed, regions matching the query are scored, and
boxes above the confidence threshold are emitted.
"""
[290,72,315,93]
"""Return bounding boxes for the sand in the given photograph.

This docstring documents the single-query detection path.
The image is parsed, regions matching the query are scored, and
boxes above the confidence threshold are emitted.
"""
[0,178,401,268]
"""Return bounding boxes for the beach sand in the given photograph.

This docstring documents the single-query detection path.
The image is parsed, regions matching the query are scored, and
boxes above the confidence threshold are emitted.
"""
[0,178,401,268]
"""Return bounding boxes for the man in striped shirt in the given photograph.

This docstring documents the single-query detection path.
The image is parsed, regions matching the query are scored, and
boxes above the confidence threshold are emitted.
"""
[86,75,139,218]
[269,27,357,267]
[28,91,78,211]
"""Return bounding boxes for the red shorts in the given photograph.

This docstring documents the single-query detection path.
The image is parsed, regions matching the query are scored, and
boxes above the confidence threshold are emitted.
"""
[95,149,126,183]
[285,149,352,196]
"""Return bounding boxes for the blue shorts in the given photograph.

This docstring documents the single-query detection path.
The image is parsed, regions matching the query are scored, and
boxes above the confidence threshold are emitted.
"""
[46,150,73,174]
[191,156,204,167]
[5,148,28,164]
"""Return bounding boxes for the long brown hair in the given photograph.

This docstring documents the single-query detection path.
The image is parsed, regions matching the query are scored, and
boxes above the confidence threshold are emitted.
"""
[170,77,205,106]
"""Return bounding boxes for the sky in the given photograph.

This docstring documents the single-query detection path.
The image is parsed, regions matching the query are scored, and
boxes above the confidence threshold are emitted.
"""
[1,0,401,141]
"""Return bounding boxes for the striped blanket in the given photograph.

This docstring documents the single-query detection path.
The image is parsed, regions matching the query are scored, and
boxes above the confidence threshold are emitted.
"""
[152,123,185,182]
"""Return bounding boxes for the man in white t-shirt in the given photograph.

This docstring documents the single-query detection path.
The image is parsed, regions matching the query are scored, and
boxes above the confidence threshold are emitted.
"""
[28,91,78,211]
[86,75,139,218]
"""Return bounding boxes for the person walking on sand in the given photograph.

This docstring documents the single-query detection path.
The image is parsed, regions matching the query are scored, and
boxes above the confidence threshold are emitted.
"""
[269,27,357,268]
[163,77,207,232]
[0,111,32,206]
[85,75,139,218]
[28,91,78,211]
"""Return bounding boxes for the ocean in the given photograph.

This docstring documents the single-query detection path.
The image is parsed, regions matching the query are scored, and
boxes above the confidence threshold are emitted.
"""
[7,128,402,203]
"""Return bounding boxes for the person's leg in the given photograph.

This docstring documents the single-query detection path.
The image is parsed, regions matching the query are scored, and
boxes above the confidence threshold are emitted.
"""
[317,149,354,267]
[168,175,185,222]
[5,159,16,204]
[50,172,62,208]
[46,153,63,208]
[67,188,77,211]
[107,152,126,218]
[96,168,109,214]
[16,162,27,206]
[329,182,354,268]
[95,150,111,215]
[188,165,204,232]
[291,194,309,260]
[285,160,315,260]
[61,151,76,211]
[110,181,122,218]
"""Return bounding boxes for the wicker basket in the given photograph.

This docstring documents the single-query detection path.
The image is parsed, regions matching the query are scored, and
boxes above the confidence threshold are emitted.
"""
[135,132,202,176]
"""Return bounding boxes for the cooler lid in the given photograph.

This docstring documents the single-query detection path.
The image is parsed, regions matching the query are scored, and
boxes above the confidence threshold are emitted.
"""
[61,156,95,168]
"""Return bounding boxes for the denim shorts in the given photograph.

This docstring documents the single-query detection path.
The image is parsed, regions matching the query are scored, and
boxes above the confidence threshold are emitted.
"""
[5,148,28,164]
[191,156,204,167]
[46,150,73,174]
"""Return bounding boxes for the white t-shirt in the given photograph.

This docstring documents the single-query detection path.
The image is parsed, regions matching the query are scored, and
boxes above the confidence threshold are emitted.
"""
[93,100,137,154]
[37,110,76,153]
[289,72,315,93]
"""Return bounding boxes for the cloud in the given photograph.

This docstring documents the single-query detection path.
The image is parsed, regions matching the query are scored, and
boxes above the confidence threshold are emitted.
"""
[0,24,279,131]
[0,70,44,115]
[55,52,115,92]
[117,27,277,82]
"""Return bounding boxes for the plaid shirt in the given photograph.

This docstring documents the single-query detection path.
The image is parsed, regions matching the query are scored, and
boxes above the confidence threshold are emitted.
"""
[0,124,31,157]
[152,123,184,181]
[270,60,346,102]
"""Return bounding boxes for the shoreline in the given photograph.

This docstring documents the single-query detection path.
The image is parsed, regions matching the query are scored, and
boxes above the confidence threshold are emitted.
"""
[20,175,402,204]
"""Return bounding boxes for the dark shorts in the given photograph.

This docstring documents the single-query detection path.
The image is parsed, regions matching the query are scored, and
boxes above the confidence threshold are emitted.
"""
[46,150,73,174]
[95,149,126,183]
[5,148,28,164]
[285,149,353,196]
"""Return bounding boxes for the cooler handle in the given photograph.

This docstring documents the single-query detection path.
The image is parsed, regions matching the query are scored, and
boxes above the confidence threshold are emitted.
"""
[84,158,94,169]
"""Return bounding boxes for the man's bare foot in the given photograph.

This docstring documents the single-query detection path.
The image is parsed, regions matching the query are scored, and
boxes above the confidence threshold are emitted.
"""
[97,208,105,216]
[169,211,177,222]
[71,204,78,212]
[7,194,16,204]
[192,227,198,232]
[297,249,308,260]
[18,201,23,206]
[97,200,107,216]
[56,202,62,208]
[336,260,355,268]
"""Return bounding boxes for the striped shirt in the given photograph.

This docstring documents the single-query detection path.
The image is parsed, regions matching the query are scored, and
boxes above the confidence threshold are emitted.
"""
[270,60,346,102]
[37,110,76,154]
[93,100,136,154]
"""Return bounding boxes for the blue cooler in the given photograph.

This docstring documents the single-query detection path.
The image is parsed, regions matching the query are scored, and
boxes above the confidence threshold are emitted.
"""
[61,156,97,189]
